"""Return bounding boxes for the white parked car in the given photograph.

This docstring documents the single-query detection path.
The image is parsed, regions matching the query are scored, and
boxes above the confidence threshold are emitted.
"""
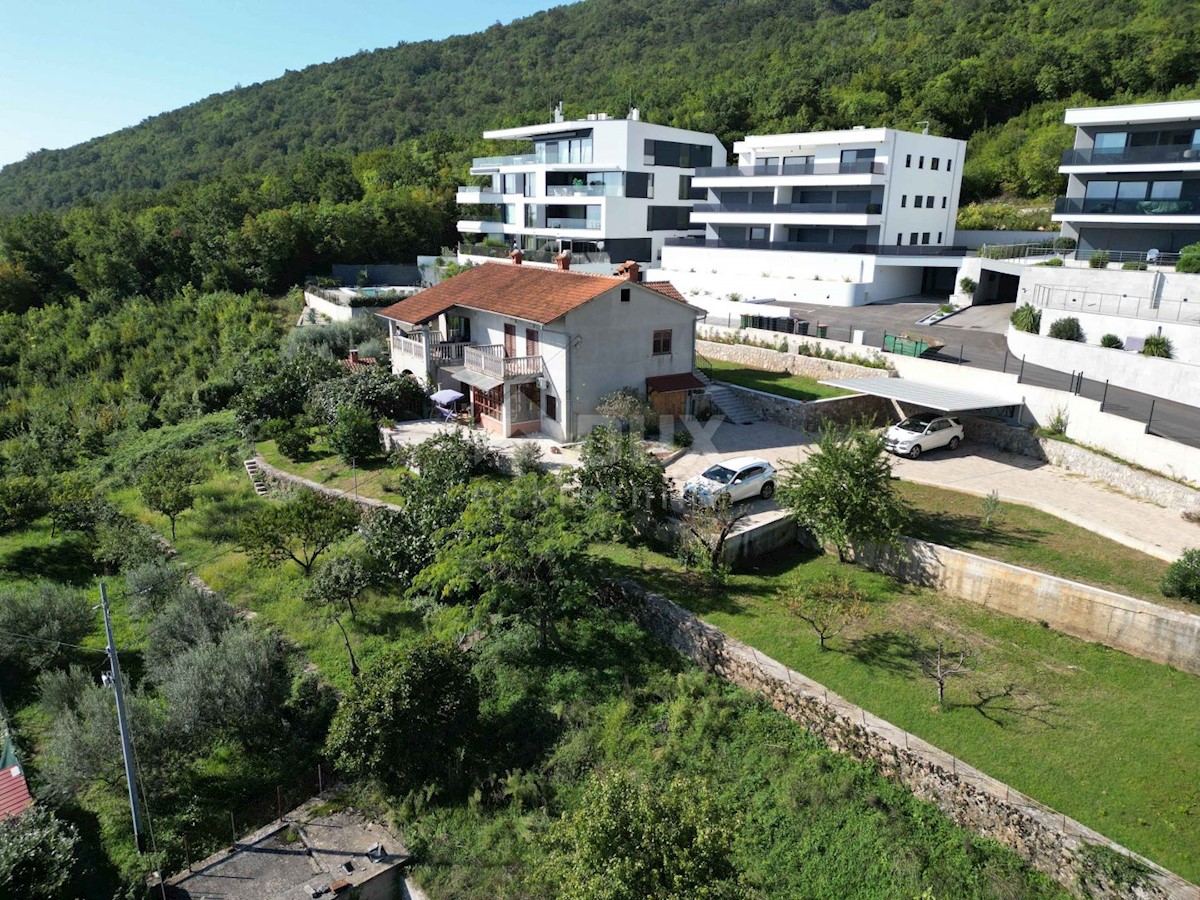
[885,413,964,459]
[682,456,777,507]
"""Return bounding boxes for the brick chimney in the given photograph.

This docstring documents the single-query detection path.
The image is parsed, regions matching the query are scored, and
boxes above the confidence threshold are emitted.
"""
[510,248,524,265]
[555,251,571,271]
[616,260,640,282]
[348,348,360,364]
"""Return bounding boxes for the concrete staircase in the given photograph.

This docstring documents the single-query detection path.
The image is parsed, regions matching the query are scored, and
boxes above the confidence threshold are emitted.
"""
[695,368,757,425]
[243,458,270,497]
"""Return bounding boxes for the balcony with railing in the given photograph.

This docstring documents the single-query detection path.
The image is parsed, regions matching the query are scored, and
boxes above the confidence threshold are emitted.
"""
[664,237,967,257]
[457,242,611,265]
[1053,196,1200,217]
[464,344,543,381]
[1061,146,1200,168]
[693,160,887,179]
[692,201,883,216]
[456,185,503,203]
[471,153,543,170]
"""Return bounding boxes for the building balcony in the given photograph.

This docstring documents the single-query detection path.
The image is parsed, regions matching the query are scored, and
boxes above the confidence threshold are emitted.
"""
[463,344,543,383]
[664,237,967,257]
[693,160,887,179]
[391,332,469,371]
[456,186,502,204]
[1052,196,1200,220]
[457,219,508,234]
[1060,146,1200,169]
[545,184,624,197]
[470,153,542,173]
[458,242,610,265]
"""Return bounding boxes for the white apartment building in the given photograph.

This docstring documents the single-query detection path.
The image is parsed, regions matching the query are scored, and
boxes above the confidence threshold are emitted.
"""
[456,107,725,270]
[1053,99,1200,256]
[659,127,968,305]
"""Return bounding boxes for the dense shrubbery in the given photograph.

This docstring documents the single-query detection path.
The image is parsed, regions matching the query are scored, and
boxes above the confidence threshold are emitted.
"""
[1142,334,1174,358]
[1010,303,1042,334]
[1047,317,1084,341]
[1176,243,1200,273]
[1162,548,1200,602]
[1100,334,1124,349]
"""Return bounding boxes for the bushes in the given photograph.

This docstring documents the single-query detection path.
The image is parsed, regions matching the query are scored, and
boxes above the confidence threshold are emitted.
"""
[1121,260,1147,271]
[1142,335,1174,358]
[1088,251,1110,269]
[328,404,382,463]
[1010,303,1041,334]
[1035,257,1064,267]
[958,276,977,295]
[672,428,694,448]
[275,424,312,461]
[1047,317,1084,341]
[1099,334,1124,349]
[1162,548,1200,602]
[1175,242,1200,273]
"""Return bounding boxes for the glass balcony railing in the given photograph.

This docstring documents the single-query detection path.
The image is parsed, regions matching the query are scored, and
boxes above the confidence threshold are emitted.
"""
[545,184,623,197]
[1053,196,1200,216]
[692,202,883,215]
[664,237,966,256]
[1061,146,1200,167]
[693,161,887,178]
[544,217,602,230]
[471,153,542,168]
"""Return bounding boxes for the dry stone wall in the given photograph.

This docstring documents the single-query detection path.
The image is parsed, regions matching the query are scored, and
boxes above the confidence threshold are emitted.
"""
[729,386,893,431]
[696,338,890,381]
[620,579,1192,899]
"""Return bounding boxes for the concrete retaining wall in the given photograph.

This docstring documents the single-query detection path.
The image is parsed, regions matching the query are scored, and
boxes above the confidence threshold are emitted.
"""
[860,537,1200,676]
[303,290,383,323]
[721,512,801,565]
[1037,439,1200,513]
[620,580,1190,899]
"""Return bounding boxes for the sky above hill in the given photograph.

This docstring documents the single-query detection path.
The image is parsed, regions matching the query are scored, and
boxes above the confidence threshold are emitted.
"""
[0,0,565,168]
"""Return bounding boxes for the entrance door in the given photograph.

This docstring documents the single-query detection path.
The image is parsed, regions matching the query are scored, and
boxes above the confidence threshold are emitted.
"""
[504,324,516,358]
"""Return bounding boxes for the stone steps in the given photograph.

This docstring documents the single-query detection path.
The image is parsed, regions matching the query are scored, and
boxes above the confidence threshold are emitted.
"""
[703,383,758,425]
[243,458,270,497]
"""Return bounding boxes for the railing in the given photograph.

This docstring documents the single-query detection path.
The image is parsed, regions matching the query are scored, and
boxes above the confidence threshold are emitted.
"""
[1061,146,1200,167]
[431,341,466,363]
[692,201,883,215]
[543,216,602,230]
[471,153,542,168]
[457,243,611,265]
[664,237,967,257]
[975,242,1181,266]
[391,334,426,360]
[464,344,543,380]
[1053,196,1200,217]
[1030,284,1200,326]
[458,212,503,222]
[546,184,623,197]
[456,186,501,200]
[694,161,887,178]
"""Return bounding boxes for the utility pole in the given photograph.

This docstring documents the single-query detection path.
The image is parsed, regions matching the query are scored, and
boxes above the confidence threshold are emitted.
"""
[100,582,145,853]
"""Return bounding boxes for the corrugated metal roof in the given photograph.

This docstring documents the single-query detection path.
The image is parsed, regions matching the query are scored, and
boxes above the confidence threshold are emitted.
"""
[820,377,1020,412]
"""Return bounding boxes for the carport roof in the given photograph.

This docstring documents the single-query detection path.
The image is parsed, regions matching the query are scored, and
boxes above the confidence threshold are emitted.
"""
[820,376,1020,412]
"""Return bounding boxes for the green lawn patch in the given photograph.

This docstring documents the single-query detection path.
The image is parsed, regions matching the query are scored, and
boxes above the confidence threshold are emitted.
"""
[704,358,850,402]
[895,481,1176,606]
[596,542,1200,884]
[258,438,411,507]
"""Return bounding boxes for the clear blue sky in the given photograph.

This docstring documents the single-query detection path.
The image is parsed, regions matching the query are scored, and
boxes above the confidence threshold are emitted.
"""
[0,0,566,168]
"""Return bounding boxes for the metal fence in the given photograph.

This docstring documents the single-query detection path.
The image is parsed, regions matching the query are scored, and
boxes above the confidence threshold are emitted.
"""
[1031,283,1200,326]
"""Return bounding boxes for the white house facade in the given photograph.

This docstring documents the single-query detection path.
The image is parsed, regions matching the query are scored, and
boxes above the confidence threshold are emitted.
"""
[659,127,969,305]
[378,260,703,442]
[456,107,725,270]
[1053,99,1200,256]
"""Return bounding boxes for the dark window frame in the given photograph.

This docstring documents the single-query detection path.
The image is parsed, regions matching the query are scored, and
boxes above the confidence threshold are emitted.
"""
[652,329,673,356]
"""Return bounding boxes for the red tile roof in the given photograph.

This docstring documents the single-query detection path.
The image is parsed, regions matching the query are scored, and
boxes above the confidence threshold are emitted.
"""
[378,262,629,327]
[646,372,706,393]
[0,764,32,819]
[644,281,687,303]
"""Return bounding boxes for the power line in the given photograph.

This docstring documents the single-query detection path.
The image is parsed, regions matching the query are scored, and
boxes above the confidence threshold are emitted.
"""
[0,628,107,654]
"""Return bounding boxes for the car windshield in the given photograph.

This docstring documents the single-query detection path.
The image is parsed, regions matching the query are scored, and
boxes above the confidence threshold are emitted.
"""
[701,465,737,484]
[897,415,934,433]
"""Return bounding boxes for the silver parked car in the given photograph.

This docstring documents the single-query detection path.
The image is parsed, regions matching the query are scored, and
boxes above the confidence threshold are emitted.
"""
[884,413,964,459]
[682,456,777,507]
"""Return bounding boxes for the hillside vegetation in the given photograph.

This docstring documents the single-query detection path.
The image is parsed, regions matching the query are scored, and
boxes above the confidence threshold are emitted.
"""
[2,0,1199,214]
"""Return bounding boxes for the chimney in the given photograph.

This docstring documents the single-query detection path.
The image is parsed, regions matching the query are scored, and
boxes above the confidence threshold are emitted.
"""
[616,260,640,282]
[555,251,571,271]
[348,348,360,364]
[510,248,524,266]
[628,107,641,121]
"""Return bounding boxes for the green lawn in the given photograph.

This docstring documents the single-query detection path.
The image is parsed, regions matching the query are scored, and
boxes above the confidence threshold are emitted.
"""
[597,542,1200,884]
[895,481,1177,607]
[703,358,851,402]
[257,438,412,508]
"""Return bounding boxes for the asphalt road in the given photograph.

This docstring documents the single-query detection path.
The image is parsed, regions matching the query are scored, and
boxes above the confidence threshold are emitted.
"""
[701,299,1200,450]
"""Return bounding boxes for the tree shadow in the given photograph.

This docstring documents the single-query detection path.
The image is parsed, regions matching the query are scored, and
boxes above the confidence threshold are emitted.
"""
[0,535,96,585]
[951,683,1062,730]
[191,492,260,545]
[903,508,1050,552]
[843,630,923,676]
[359,606,423,637]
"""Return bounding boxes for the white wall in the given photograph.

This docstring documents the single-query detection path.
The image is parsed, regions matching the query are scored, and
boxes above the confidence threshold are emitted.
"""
[1035,307,1200,365]
[957,230,1057,249]
[1006,327,1200,407]
[653,256,865,307]
[880,130,964,249]
[1019,264,1200,303]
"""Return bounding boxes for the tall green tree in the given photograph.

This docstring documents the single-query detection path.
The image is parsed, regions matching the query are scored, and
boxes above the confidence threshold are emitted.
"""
[0,805,80,900]
[238,490,359,576]
[576,425,670,543]
[137,450,201,540]
[779,424,907,562]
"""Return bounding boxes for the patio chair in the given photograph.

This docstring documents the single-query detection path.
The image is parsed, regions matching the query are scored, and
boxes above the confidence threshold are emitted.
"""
[434,403,457,423]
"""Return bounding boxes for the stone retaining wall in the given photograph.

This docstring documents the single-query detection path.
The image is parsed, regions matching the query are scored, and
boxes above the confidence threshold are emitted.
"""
[619,580,1191,899]
[697,337,888,381]
[1037,439,1200,513]
[727,384,893,432]
[860,537,1200,676]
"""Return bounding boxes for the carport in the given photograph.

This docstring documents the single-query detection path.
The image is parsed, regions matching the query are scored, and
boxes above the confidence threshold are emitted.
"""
[819,376,1023,422]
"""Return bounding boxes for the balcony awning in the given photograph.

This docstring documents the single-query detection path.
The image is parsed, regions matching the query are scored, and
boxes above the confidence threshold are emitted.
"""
[443,366,504,393]
[646,372,706,393]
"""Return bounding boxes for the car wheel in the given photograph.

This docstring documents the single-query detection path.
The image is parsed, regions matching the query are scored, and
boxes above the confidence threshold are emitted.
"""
[760,481,776,500]
[948,436,961,450]
[908,445,922,459]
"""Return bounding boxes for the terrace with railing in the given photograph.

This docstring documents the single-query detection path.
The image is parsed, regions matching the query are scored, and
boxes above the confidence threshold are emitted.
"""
[463,344,543,381]
[457,242,611,265]
[664,237,967,256]
[1061,146,1200,167]
[1030,284,1200,326]
[694,160,888,178]
[692,201,883,216]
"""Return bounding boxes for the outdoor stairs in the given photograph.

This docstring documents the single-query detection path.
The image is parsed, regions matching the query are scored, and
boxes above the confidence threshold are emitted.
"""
[243,458,270,497]
[695,368,757,425]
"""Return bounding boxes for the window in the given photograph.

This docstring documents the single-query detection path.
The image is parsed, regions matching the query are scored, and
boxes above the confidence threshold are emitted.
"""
[1094,132,1128,154]
[840,148,876,173]
[910,232,918,244]
[931,157,940,171]
[545,393,558,421]
[525,328,538,357]
[942,196,947,208]
[926,195,934,207]
[504,324,516,358]
[644,139,713,168]
[678,175,705,200]
[896,234,903,246]
[620,287,631,302]
[901,194,907,207]
[919,155,925,168]
[647,206,692,231]
[937,231,943,243]
[749,226,768,242]
[652,329,673,356]
[473,385,503,420]
[906,154,912,168]
[782,155,814,173]
[921,232,930,244]
[947,158,952,172]
[914,195,923,208]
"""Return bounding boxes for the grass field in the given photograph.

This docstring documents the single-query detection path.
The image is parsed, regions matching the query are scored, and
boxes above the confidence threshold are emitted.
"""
[895,480,1178,606]
[703,358,851,402]
[256,437,413,508]
[598,542,1200,883]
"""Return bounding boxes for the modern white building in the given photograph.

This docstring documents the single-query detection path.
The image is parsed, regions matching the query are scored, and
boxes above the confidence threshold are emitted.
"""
[456,107,726,269]
[658,127,968,305]
[378,259,704,442]
[1053,99,1200,256]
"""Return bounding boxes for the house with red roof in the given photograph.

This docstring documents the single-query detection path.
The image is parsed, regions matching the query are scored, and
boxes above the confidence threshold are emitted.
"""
[377,257,704,441]
[0,713,33,821]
